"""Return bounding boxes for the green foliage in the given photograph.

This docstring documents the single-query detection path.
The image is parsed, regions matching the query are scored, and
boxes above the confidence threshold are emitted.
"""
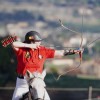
[50,66,58,73]
[0,37,16,86]
[45,74,100,88]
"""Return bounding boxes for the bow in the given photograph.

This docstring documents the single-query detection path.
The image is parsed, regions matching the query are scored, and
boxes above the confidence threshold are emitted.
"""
[53,19,84,81]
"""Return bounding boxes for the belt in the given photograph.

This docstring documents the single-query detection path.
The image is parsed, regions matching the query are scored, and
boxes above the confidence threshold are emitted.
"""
[17,74,24,79]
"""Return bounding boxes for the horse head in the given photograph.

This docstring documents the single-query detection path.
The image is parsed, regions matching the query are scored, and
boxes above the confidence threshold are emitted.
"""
[25,70,46,88]
[22,70,46,100]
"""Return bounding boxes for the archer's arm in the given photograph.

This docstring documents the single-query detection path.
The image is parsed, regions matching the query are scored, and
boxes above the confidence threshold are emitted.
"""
[12,41,37,51]
[54,49,81,57]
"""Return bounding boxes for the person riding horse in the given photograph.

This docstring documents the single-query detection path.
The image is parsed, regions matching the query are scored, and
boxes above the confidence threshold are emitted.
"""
[12,31,82,100]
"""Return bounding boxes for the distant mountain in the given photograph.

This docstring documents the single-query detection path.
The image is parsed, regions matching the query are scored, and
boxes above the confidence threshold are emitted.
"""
[0,0,100,7]
[0,0,33,3]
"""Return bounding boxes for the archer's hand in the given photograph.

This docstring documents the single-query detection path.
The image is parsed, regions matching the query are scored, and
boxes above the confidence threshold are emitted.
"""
[74,49,84,54]
[63,49,84,56]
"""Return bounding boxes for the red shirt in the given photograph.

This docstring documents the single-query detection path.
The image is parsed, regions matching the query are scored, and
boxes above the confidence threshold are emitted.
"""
[14,46,55,75]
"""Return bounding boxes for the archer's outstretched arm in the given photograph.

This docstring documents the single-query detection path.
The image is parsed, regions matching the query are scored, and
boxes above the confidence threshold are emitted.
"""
[54,49,81,57]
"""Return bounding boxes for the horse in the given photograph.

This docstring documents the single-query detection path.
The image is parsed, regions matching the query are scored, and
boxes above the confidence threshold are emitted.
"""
[20,70,46,100]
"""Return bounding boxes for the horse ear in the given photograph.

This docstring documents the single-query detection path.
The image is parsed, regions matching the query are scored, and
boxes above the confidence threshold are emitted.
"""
[26,70,32,78]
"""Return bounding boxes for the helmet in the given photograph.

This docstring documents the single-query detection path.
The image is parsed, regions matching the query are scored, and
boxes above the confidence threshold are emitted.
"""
[24,31,42,43]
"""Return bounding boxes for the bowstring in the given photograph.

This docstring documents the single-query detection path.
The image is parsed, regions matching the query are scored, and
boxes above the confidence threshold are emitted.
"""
[50,19,83,81]
[55,7,86,81]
